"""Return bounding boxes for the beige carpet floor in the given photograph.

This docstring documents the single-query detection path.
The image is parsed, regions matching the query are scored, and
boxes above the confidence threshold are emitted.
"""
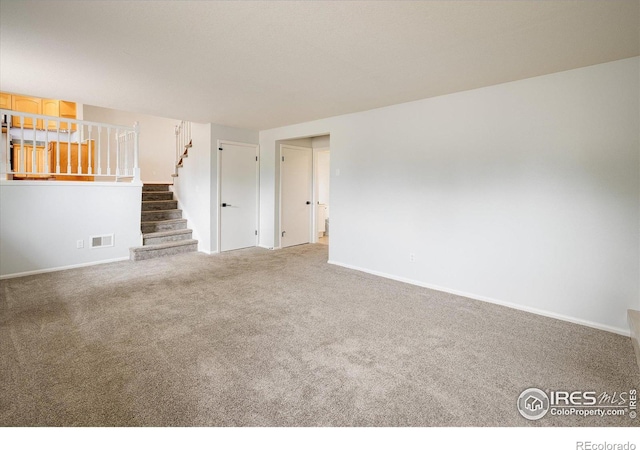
[1,244,638,426]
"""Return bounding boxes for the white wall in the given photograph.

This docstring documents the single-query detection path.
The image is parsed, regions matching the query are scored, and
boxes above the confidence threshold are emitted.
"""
[312,135,330,149]
[172,123,258,254]
[259,57,640,334]
[0,181,141,278]
[172,123,213,253]
[83,105,179,183]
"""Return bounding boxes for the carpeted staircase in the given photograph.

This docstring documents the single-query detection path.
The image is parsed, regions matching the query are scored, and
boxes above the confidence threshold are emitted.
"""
[129,183,198,261]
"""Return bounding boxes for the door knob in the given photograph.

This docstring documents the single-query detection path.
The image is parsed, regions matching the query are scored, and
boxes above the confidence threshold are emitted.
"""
[306,201,311,205]
[222,203,232,207]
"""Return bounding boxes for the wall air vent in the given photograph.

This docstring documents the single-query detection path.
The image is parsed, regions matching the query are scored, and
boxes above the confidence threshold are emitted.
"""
[91,234,114,248]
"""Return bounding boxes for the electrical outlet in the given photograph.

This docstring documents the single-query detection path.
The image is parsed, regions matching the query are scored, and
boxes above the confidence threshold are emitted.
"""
[409,253,416,262]
[77,240,84,249]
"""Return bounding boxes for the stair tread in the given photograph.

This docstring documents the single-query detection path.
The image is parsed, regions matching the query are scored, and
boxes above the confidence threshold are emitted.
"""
[141,208,182,214]
[131,239,198,252]
[141,218,187,225]
[143,229,193,238]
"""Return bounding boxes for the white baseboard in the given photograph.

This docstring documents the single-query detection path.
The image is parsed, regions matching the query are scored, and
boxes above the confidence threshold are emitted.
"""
[328,260,629,337]
[0,257,131,280]
[258,245,277,250]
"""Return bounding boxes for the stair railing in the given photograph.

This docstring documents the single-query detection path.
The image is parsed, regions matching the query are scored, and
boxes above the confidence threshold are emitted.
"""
[173,120,192,177]
[1,109,140,183]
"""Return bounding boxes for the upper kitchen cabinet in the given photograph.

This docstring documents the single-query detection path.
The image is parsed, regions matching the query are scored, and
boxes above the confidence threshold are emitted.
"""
[41,99,60,130]
[11,95,42,129]
[1,92,77,130]
[0,92,11,110]
[59,100,77,131]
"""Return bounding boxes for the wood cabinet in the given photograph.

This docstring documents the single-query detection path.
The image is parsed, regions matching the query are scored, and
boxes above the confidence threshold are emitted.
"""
[1,92,77,130]
[59,100,77,131]
[11,95,42,129]
[41,99,60,130]
[0,92,11,110]
[11,140,96,181]
[12,143,54,179]
[48,141,95,181]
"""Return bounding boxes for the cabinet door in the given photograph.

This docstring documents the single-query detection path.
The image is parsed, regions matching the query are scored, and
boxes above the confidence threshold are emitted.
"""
[42,99,59,130]
[12,144,52,178]
[11,95,42,129]
[59,100,77,131]
[0,92,11,110]
[50,140,95,181]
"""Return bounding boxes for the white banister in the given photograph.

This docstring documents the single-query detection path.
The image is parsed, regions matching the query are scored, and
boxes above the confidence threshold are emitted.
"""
[77,123,82,175]
[133,121,140,182]
[67,120,72,174]
[87,125,92,175]
[115,130,120,177]
[1,109,140,183]
[174,120,192,175]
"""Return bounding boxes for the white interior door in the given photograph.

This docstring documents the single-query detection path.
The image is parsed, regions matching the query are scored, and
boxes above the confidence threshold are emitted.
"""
[219,141,258,252]
[280,145,312,247]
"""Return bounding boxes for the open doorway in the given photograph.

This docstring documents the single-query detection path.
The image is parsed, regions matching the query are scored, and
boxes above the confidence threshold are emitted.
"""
[278,134,330,249]
[315,146,330,246]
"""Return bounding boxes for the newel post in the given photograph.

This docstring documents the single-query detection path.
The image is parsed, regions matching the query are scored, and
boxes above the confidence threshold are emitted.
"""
[133,121,141,183]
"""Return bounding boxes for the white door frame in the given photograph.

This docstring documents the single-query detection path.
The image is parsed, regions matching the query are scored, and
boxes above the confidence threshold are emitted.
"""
[313,146,330,242]
[217,139,260,252]
[278,143,314,249]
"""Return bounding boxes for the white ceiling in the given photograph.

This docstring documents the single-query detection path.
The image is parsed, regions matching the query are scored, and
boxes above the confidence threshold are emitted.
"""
[1,1,638,130]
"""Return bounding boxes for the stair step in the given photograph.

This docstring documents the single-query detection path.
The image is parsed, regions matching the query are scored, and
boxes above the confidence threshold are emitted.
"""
[130,239,198,261]
[142,191,173,201]
[142,199,178,211]
[143,229,193,245]
[141,209,182,221]
[142,183,171,192]
[141,218,187,233]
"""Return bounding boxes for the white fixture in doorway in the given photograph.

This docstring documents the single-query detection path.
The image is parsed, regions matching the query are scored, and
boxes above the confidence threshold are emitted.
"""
[217,140,259,252]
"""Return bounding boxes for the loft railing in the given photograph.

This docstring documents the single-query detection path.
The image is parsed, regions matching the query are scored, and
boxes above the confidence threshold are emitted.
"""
[1,109,140,182]
[173,120,191,177]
